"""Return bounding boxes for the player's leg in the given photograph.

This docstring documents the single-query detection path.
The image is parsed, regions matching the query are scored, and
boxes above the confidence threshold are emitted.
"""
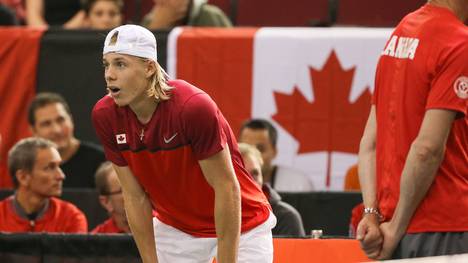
[237,211,277,263]
[153,217,217,263]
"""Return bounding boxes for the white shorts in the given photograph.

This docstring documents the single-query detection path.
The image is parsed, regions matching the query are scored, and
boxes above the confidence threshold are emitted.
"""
[153,211,277,263]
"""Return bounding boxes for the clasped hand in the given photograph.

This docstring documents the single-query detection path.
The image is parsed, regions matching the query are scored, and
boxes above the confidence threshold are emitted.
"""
[356,216,401,260]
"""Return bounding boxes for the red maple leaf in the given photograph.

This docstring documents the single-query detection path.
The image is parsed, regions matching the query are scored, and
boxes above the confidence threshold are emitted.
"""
[272,50,372,185]
[273,50,371,154]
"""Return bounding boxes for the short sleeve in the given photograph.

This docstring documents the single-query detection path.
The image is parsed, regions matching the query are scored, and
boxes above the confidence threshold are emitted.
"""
[372,57,383,105]
[181,93,227,160]
[91,104,128,166]
[427,41,468,116]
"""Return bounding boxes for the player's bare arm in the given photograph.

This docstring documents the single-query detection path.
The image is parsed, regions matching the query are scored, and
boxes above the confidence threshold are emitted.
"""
[25,0,48,27]
[356,106,382,259]
[358,106,378,209]
[112,164,158,263]
[199,146,241,263]
[378,109,457,259]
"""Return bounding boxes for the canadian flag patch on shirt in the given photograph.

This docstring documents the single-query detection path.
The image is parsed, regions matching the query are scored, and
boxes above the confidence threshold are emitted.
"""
[116,134,127,144]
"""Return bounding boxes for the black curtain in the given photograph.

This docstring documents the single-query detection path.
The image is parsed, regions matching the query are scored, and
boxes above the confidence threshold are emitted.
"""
[0,234,141,263]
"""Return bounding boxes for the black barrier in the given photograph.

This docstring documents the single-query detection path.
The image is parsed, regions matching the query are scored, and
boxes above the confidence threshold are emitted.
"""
[281,191,362,237]
[0,233,356,263]
[36,29,170,145]
[0,233,141,263]
[1,189,361,236]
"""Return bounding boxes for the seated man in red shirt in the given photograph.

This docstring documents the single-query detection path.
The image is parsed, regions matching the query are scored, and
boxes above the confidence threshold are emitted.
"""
[92,161,130,233]
[0,137,88,233]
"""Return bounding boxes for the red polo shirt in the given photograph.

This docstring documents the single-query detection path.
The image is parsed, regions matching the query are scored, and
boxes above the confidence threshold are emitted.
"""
[92,79,271,237]
[373,4,467,233]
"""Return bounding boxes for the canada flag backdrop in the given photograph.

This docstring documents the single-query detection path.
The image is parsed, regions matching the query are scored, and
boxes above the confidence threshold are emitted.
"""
[168,27,393,190]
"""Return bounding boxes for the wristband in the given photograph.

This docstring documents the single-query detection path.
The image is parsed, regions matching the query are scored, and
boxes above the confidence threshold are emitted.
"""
[363,207,383,221]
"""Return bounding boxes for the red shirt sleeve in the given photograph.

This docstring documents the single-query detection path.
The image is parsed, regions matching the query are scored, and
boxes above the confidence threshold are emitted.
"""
[65,208,88,233]
[426,37,468,116]
[372,57,383,105]
[92,103,128,166]
[53,199,88,233]
[181,93,227,160]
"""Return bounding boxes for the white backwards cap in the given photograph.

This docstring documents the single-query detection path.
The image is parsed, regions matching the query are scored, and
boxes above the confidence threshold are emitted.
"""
[103,24,157,62]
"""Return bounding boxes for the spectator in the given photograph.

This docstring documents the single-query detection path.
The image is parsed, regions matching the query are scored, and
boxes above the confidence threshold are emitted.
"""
[82,0,123,30]
[0,137,87,233]
[239,119,314,192]
[92,161,130,233]
[25,0,85,29]
[357,0,468,259]
[28,92,106,188]
[0,4,16,25]
[239,143,305,237]
[142,0,231,30]
[0,0,24,24]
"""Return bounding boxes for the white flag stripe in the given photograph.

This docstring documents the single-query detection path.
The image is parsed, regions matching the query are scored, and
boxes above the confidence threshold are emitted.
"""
[167,27,183,78]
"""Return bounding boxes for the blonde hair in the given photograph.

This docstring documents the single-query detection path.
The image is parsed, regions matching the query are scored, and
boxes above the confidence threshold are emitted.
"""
[146,61,173,101]
[238,143,263,166]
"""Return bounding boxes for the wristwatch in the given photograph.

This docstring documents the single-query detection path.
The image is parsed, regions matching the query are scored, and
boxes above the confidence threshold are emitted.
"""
[363,207,384,221]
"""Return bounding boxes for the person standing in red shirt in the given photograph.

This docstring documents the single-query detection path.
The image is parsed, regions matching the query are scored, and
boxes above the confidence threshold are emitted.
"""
[357,0,468,260]
[0,137,87,233]
[92,24,274,263]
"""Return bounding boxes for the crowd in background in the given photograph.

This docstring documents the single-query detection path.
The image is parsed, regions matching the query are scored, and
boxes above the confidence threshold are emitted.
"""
[0,92,322,237]
[0,0,231,29]
[0,0,466,261]
[0,0,364,236]
[0,0,332,238]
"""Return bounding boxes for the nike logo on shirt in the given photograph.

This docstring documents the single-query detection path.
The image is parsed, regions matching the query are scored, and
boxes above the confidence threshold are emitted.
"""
[164,133,178,143]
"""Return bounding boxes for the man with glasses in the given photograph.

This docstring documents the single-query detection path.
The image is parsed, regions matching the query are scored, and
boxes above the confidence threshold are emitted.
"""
[92,161,130,233]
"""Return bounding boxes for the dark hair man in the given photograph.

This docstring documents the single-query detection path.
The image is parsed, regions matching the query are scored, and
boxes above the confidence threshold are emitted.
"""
[28,92,106,188]
[239,119,314,192]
